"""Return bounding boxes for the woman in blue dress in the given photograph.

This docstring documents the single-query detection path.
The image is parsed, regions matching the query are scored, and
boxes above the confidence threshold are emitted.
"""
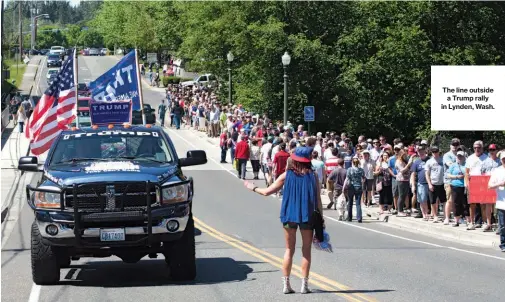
[245,146,323,294]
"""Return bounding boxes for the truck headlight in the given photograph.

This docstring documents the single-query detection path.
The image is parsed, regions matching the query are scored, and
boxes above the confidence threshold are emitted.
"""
[34,191,61,209]
[161,183,189,205]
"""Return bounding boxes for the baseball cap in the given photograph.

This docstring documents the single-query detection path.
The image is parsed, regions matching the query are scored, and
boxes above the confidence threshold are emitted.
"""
[408,146,416,155]
[362,150,370,154]
[367,138,372,143]
[418,145,427,151]
[420,139,428,145]
[457,151,465,157]
[500,152,505,160]
[451,138,460,146]
[431,145,440,152]
[489,144,497,150]
[394,145,401,150]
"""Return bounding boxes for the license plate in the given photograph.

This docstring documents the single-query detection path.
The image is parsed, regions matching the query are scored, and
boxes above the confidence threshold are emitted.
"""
[100,228,125,242]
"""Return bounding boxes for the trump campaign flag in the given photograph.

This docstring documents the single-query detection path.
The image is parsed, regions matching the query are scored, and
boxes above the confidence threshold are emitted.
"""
[25,49,77,155]
[88,50,142,110]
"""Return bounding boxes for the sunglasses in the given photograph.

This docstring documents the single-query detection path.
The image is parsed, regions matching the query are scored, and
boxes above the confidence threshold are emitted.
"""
[489,149,497,151]
[473,146,482,149]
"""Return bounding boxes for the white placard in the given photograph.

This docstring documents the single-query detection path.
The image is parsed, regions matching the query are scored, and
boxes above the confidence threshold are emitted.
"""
[431,66,505,131]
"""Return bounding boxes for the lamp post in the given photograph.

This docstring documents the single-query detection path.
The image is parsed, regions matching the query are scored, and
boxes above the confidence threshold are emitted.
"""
[227,51,234,104]
[281,51,291,125]
[31,13,49,50]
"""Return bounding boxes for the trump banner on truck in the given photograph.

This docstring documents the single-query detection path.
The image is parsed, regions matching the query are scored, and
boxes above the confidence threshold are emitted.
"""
[88,50,141,110]
[89,100,132,125]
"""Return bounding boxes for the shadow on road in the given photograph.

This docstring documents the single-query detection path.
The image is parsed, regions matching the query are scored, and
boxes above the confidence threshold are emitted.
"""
[56,257,259,287]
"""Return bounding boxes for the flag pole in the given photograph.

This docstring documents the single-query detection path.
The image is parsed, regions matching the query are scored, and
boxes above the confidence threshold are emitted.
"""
[134,48,146,125]
[73,47,79,127]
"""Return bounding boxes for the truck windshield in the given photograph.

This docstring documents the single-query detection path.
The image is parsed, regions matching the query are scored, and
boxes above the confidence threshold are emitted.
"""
[49,131,174,165]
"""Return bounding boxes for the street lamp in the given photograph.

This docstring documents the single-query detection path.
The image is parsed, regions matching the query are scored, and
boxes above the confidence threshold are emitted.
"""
[282,51,291,125]
[31,13,49,50]
[227,51,234,104]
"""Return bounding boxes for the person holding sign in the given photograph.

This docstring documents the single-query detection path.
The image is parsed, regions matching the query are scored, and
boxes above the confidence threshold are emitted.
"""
[487,152,505,252]
[464,141,488,231]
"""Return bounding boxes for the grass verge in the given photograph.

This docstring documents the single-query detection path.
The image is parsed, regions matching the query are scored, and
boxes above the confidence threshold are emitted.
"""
[4,59,26,87]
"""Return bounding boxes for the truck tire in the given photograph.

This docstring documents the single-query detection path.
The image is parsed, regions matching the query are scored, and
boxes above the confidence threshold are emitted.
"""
[31,221,60,285]
[168,214,196,281]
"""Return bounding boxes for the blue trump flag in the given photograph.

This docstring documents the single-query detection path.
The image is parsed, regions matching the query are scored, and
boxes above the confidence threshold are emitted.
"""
[88,51,141,110]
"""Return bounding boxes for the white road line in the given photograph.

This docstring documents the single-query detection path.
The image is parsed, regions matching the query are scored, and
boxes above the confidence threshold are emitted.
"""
[27,284,41,302]
[166,127,505,262]
[35,56,46,95]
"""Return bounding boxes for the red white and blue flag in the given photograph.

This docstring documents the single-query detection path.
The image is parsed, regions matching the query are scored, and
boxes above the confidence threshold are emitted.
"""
[25,49,77,155]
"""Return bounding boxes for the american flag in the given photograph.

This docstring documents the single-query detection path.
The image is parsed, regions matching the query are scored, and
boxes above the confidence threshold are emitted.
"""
[25,50,77,155]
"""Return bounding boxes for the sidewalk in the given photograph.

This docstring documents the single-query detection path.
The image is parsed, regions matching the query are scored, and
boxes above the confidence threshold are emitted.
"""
[1,56,42,219]
[361,206,500,248]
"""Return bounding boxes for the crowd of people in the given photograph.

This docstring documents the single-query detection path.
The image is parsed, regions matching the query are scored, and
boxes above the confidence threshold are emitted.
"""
[7,92,32,134]
[161,83,505,253]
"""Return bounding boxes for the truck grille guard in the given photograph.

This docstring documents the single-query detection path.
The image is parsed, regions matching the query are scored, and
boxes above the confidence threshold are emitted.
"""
[26,179,193,247]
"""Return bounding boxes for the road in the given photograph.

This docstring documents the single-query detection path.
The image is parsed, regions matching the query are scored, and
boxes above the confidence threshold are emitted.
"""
[2,56,505,302]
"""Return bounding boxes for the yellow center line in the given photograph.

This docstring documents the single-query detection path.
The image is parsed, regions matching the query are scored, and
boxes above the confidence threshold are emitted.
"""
[194,217,378,302]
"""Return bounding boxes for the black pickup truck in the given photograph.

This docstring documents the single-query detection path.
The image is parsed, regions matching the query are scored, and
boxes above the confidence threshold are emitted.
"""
[19,125,207,285]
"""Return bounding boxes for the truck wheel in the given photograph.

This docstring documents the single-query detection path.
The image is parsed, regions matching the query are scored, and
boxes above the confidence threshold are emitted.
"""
[31,221,60,285]
[168,214,196,281]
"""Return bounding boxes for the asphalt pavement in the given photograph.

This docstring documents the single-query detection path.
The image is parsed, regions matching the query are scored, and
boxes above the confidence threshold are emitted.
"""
[1,55,504,302]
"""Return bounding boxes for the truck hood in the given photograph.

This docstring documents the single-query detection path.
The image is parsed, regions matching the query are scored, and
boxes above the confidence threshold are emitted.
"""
[45,160,180,187]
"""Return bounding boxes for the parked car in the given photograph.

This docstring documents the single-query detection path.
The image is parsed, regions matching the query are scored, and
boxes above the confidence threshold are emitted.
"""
[100,48,108,56]
[89,48,100,56]
[39,49,50,55]
[18,125,207,285]
[180,74,218,88]
[47,54,62,67]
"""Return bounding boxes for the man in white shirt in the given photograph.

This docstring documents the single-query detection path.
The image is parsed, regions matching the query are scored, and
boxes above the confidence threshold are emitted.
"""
[323,142,335,162]
[260,137,273,185]
[360,150,376,207]
[370,139,381,162]
[488,151,505,252]
[464,140,489,230]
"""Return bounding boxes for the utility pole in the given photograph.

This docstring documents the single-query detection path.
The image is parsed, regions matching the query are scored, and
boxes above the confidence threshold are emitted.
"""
[18,1,22,61]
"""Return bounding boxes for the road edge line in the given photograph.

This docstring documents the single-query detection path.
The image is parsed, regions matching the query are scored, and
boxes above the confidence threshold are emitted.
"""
[195,221,365,302]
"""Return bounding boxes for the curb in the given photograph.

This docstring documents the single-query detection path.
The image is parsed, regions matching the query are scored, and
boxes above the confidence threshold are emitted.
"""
[363,207,500,248]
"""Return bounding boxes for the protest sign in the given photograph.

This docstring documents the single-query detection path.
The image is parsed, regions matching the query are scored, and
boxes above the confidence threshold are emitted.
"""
[90,100,132,125]
[468,175,497,204]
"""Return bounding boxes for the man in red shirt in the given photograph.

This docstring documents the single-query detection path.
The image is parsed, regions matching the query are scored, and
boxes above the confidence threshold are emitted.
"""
[235,135,250,179]
[273,142,289,180]
[219,129,228,163]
